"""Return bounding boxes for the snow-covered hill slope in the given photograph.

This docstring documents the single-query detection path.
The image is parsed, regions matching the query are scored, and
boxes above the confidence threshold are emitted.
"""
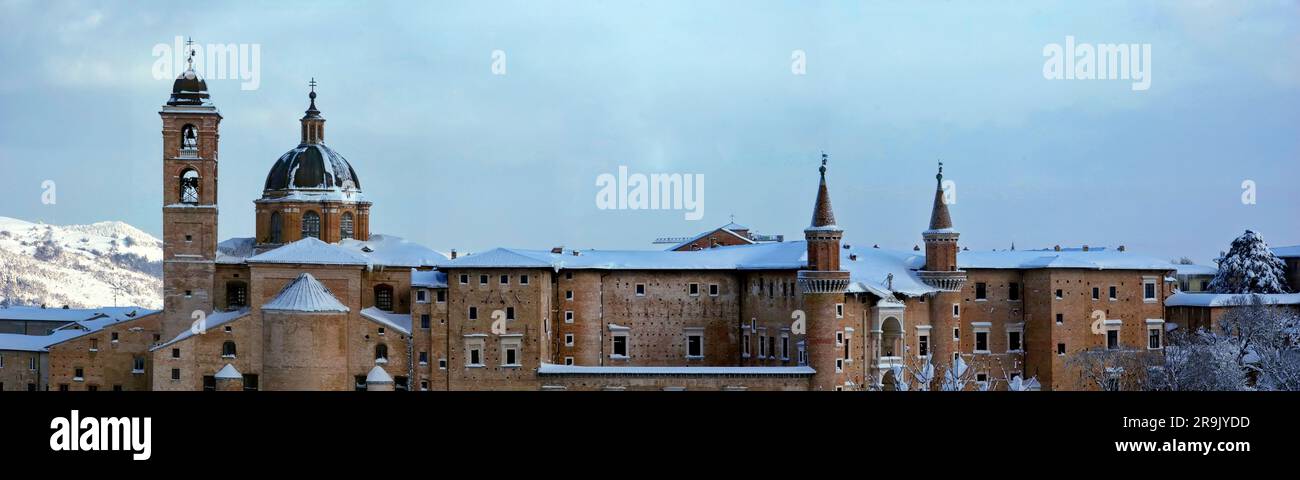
[0,216,162,309]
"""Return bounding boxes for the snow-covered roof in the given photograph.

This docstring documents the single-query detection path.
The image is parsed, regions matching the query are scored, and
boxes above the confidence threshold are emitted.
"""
[440,241,807,271]
[247,237,370,266]
[841,245,937,297]
[261,273,350,312]
[958,249,1176,271]
[216,237,256,264]
[537,363,816,375]
[664,227,754,251]
[366,365,393,383]
[411,269,447,288]
[1173,263,1218,276]
[1165,292,1300,308]
[0,305,151,323]
[151,308,250,351]
[1273,245,1300,259]
[339,234,448,267]
[214,363,242,379]
[0,307,161,352]
[360,306,411,335]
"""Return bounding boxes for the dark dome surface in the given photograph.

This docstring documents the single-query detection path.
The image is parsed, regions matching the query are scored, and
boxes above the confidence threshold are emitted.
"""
[167,69,210,106]
[263,143,362,192]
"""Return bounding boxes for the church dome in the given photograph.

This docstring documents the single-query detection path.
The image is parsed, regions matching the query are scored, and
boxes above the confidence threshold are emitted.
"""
[263,143,362,193]
[167,68,210,106]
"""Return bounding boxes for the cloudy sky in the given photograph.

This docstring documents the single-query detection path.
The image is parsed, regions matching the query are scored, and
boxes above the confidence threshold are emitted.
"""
[1,0,1296,263]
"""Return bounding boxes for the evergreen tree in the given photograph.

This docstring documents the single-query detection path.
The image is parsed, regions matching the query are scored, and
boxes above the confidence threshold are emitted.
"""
[1208,230,1291,294]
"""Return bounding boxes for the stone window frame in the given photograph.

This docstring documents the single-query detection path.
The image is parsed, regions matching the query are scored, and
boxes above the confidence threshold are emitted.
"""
[500,336,522,367]
[688,283,700,297]
[1142,276,1158,303]
[684,327,705,359]
[952,303,960,318]
[564,333,574,347]
[564,356,574,366]
[916,325,932,359]
[416,289,429,304]
[779,330,791,361]
[1146,319,1165,350]
[635,283,645,296]
[974,282,987,301]
[609,324,630,359]
[520,274,530,285]
[1105,320,1122,350]
[972,322,991,354]
[1006,323,1024,353]
[709,284,720,297]
[835,303,844,318]
[564,310,574,323]
[464,335,487,367]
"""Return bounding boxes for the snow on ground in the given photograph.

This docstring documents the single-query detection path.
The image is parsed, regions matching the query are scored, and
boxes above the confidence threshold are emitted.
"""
[0,216,162,309]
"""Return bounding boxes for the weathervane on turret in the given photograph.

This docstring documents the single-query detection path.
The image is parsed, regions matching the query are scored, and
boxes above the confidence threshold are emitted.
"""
[820,151,828,176]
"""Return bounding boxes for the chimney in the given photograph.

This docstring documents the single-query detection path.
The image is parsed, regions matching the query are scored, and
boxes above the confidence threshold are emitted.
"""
[551,246,563,254]
[1082,245,1090,252]
[450,249,457,259]
[849,254,858,261]
[1118,245,1126,252]
[1054,245,1061,252]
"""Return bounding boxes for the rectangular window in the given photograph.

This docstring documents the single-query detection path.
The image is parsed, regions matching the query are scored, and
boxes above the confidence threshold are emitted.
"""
[111,332,119,343]
[688,283,699,296]
[89,339,98,352]
[132,357,145,373]
[202,376,215,391]
[171,368,180,380]
[835,303,844,318]
[611,335,628,358]
[1008,282,1020,301]
[417,289,428,303]
[686,332,703,358]
[836,331,844,345]
[953,328,960,340]
[468,306,478,320]
[565,290,574,300]
[918,335,930,357]
[742,333,751,358]
[635,284,645,296]
[1107,329,1119,350]
[1143,280,1157,302]
[952,304,960,317]
[1057,343,1066,356]
[709,284,719,296]
[502,340,520,366]
[520,274,529,285]
[500,274,509,285]
[1008,331,1022,351]
[564,333,574,347]
[974,331,988,353]
[467,342,483,367]
[479,275,488,285]
[420,314,431,329]
[780,334,790,361]
[1148,327,1162,349]
[1092,287,1100,300]
[759,334,767,357]
[74,367,84,379]
[835,358,843,373]
[1109,286,1117,300]
[975,282,987,300]
[172,348,181,358]
[564,311,574,323]
[564,357,574,366]
[1055,313,1064,325]
[459,274,468,284]
[419,351,428,365]
[1054,289,1063,299]
[565,271,572,280]
[506,307,515,320]
[438,358,447,369]
[436,290,446,303]
[29,357,36,370]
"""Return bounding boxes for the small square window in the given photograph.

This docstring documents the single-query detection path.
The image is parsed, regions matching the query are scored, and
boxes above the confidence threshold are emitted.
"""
[565,290,574,300]
[438,358,447,369]
[417,289,428,303]
[688,283,700,296]
[709,284,719,296]
[1056,313,1064,325]
[171,348,180,359]
[506,307,515,320]
[436,290,446,303]
[500,275,509,285]
[223,325,232,333]
[171,368,181,380]
[564,357,574,366]
[479,275,488,285]
[974,282,987,300]
[564,311,574,323]
[835,303,844,318]
[1057,343,1066,356]
[459,274,468,284]
[1054,289,1063,299]
[468,307,478,320]
[418,351,429,364]
[564,334,574,346]
[635,284,645,296]
[520,274,530,285]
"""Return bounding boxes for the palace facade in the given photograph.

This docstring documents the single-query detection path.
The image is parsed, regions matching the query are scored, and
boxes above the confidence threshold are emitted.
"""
[7,63,1193,392]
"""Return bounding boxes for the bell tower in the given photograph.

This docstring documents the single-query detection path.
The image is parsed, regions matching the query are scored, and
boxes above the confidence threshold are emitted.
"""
[797,153,851,391]
[918,161,967,386]
[160,39,222,340]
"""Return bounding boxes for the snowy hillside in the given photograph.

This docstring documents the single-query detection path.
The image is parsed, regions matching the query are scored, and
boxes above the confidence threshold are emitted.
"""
[0,216,162,309]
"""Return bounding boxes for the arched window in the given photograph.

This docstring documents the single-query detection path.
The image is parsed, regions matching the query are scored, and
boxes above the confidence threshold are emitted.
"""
[269,211,283,244]
[181,124,198,150]
[340,212,354,240]
[222,341,237,358]
[301,211,321,239]
[375,344,388,362]
[226,281,247,309]
[179,169,200,204]
[881,317,902,358]
[374,284,394,311]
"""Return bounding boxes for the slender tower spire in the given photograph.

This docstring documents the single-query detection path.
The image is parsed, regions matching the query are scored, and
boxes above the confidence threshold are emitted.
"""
[798,152,850,391]
[928,160,953,230]
[919,160,965,287]
[301,78,325,144]
[810,152,838,228]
